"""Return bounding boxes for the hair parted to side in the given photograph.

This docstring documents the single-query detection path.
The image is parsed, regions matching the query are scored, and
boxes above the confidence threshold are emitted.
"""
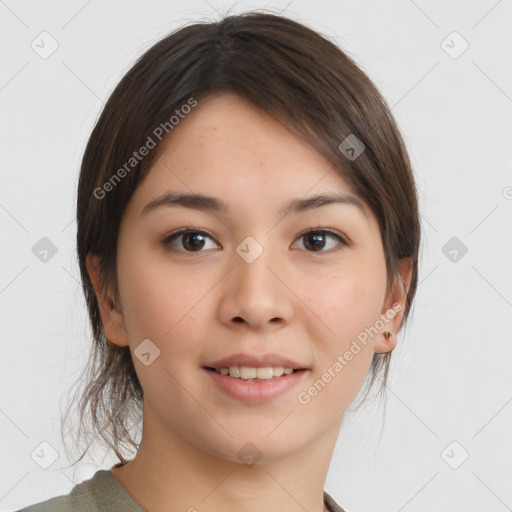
[62,10,421,466]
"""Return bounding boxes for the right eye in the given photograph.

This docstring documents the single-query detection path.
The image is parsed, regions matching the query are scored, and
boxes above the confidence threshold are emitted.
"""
[162,228,220,253]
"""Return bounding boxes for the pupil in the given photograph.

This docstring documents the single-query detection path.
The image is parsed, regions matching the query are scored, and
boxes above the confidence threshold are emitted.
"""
[305,233,324,251]
[184,233,205,251]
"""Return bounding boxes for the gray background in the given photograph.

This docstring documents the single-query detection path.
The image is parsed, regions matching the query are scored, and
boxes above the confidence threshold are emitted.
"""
[1,0,511,511]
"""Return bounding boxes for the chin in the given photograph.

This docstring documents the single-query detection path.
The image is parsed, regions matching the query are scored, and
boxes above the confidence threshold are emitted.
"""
[196,427,314,466]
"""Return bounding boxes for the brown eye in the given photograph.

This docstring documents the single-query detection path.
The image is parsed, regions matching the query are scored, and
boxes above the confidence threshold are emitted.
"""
[162,228,348,255]
[162,229,219,253]
[293,229,347,253]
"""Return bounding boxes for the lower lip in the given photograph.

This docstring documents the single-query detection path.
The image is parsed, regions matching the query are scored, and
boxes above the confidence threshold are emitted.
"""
[203,368,308,402]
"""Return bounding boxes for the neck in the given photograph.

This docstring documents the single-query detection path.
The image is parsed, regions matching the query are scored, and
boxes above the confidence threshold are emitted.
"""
[111,404,341,512]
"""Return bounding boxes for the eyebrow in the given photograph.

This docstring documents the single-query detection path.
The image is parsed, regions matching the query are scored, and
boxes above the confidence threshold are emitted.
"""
[141,191,367,218]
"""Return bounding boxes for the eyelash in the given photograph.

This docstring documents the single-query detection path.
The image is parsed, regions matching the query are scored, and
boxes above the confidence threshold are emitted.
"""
[161,227,349,255]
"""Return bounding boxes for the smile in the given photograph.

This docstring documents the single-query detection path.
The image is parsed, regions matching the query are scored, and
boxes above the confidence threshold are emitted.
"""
[209,365,297,380]
[203,366,308,402]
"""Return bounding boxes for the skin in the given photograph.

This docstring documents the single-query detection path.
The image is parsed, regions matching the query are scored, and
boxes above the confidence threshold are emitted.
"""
[87,92,413,512]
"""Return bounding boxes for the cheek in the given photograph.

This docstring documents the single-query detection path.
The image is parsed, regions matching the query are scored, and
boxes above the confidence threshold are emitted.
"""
[296,274,386,403]
[116,248,210,409]
[294,283,378,410]
[117,247,213,358]
[304,273,385,347]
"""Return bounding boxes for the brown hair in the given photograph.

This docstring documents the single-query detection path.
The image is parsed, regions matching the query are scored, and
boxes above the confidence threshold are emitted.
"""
[63,10,421,466]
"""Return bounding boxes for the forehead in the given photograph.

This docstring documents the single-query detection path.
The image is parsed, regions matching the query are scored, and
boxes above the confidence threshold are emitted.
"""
[125,92,371,225]
[165,92,327,169]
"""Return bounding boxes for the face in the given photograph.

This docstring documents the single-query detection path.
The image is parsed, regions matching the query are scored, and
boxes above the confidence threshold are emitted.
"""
[88,92,410,464]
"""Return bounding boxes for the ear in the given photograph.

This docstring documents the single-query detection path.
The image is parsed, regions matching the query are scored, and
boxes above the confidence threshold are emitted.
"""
[86,254,130,347]
[374,257,413,354]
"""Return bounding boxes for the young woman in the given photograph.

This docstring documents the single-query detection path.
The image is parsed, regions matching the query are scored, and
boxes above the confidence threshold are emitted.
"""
[17,10,420,512]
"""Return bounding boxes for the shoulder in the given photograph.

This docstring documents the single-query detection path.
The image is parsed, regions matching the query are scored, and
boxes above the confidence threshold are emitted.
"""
[14,488,93,512]
[16,474,344,512]
[14,469,145,512]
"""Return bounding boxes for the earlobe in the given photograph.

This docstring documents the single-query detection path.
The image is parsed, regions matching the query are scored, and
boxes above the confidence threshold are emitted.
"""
[85,254,130,347]
[374,257,413,354]
[374,329,397,354]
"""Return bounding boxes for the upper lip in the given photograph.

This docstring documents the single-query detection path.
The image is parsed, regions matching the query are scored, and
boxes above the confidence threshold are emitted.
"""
[203,352,307,370]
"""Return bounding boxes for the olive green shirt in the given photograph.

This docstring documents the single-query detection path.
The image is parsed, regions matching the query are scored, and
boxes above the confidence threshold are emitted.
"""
[15,469,346,511]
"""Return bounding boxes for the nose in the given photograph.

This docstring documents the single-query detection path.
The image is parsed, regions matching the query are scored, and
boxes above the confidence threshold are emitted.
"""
[218,237,294,331]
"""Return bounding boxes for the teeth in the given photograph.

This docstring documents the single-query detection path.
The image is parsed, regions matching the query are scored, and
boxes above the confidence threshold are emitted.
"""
[239,367,257,379]
[256,367,272,379]
[215,365,296,380]
[272,367,284,377]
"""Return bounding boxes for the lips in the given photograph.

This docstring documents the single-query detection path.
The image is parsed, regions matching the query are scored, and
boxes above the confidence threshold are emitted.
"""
[203,352,307,371]
[203,365,308,402]
[202,352,310,402]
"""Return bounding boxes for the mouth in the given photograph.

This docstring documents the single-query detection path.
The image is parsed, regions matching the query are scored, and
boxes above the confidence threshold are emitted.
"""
[203,365,306,381]
[202,365,308,402]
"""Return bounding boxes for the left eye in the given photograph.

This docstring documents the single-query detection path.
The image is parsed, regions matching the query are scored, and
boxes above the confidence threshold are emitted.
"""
[162,229,347,254]
[294,229,347,252]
